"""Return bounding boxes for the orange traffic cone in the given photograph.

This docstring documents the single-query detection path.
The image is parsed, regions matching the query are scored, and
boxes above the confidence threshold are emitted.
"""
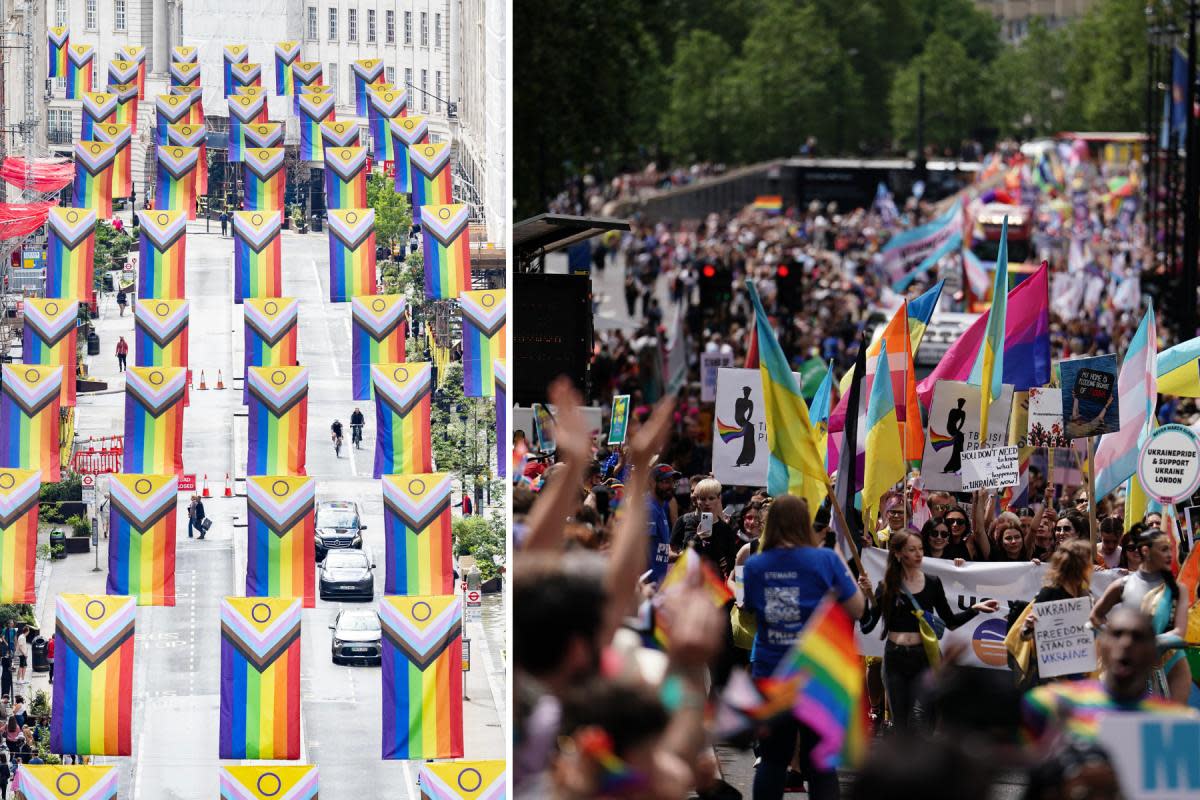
[216,370,226,390]
[197,370,208,390]
[201,473,211,498]
[224,473,233,497]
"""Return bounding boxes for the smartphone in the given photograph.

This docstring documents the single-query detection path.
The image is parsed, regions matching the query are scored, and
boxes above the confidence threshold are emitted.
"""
[698,512,714,538]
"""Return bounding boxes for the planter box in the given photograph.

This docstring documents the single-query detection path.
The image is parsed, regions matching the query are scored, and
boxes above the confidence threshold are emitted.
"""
[64,536,90,554]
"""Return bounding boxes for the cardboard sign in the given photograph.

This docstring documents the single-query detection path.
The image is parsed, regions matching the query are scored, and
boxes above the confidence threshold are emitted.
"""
[1027,387,1069,447]
[1032,595,1096,678]
[608,394,631,445]
[1060,354,1120,438]
[513,405,604,452]
[960,446,1020,491]
[1100,713,1200,799]
[700,352,733,403]
[712,369,769,487]
[920,380,1014,492]
[1138,423,1200,504]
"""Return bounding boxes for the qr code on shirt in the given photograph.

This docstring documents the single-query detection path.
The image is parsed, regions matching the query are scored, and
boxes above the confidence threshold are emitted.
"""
[764,586,804,624]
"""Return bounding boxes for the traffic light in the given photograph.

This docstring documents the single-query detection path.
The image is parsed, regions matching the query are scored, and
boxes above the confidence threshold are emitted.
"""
[698,263,731,307]
[776,262,803,311]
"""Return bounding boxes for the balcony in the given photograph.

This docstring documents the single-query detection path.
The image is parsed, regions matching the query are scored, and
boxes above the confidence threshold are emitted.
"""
[47,128,74,146]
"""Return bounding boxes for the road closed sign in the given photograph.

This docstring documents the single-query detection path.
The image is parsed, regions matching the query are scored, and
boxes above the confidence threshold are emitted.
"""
[1138,424,1200,503]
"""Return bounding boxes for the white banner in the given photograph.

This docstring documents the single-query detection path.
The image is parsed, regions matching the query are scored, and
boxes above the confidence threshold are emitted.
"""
[1033,595,1096,678]
[960,446,1020,491]
[1100,713,1200,799]
[711,368,803,488]
[920,380,1014,492]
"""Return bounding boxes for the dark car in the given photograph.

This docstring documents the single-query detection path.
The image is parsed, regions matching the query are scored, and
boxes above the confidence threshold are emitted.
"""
[329,608,381,665]
[318,549,375,602]
[315,500,367,562]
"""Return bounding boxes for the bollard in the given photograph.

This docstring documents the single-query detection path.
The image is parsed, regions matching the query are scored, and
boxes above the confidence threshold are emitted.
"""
[224,473,233,497]
[202,473,211,498]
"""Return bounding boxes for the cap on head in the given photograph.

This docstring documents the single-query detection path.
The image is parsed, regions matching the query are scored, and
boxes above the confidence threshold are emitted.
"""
[652,464,680,481]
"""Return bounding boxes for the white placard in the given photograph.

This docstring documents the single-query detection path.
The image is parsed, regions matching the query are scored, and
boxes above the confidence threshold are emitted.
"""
[920,380,1014,492]
[700,352,734,403]
[960,446,1020,491]
[1138,423,1200,504]
[1032,595,1096,678]
[711,367,808,488]
[1027,387,1069,447]
[512,405,605,451]
[1100,713,1200,799]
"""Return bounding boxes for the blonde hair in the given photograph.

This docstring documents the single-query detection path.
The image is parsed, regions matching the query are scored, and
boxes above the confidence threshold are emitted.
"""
[693,478,722,499]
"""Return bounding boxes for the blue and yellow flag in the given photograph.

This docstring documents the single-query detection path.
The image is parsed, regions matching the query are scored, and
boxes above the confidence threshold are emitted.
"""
[810,361,835,471]
[863,342,905,533]
[907,279,944,354]
[1156,336,1200,397]
[969,217,1008,442]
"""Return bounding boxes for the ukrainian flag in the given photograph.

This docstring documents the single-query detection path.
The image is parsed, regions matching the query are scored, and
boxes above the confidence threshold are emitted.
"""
[863,342,905,531]
[1157,337,1200,397]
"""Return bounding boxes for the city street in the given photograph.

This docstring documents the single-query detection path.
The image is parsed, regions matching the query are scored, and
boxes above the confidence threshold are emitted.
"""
[32,216,506,798]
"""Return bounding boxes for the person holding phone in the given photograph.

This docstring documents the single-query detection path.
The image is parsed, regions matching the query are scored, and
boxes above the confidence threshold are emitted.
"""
[669,477,737,578]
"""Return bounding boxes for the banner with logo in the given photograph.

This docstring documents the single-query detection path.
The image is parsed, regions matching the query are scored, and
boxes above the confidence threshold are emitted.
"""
[351,295,407,400]
[15,765,117,800]
[73,141,116,217]
[227,94,269,161]
[109,83,139,135]
[165,123,208,196]
[0,365,63,482]
[409,142,453,226]
[119,45,147,97]
[390,116,430,194]
[154,145,200,219]
[154,94,191,145]
[107,474,178,606]
[45,208,97,305]
[93,122,132,197]
[222,44,249,97]
[66,44,94,99]
[372,363,433,478]
[243,298,299,404]
[327,208,377,302]
[243,148,286,211]
[169,60,201,90]
[80,91,117,140]
[123,367,186,476]
[273,41,301,96]
[247,367,309,477]
[367,87,407,161]
[460,290,506,398]
[22,298,78,407]
[323,146,369,210]
[350,58,386,116]
[417,762,506,800]
[0,469,39,604]
[233,211,284,303]
[420,204,472,300]
[382,473,454,596]
[219,765,317,800]
[48,27,68,78]
[297,91,336,161]
[246,476,316,607]
[133,299,189,369]
[137,210,188,299]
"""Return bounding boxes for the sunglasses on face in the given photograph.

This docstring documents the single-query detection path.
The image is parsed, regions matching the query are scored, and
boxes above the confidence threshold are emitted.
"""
[930,504,950,512]
[929,530,949,539]
[947,518,967,527]
[1055,525,1074,533]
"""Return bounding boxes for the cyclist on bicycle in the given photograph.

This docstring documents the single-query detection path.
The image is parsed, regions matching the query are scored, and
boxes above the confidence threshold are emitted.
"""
[331,419,344,457]
[350,408,365,449]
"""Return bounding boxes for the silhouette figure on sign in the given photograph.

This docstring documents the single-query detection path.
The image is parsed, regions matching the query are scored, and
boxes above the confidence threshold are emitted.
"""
[735,386,756,466]
[943,398,966,473]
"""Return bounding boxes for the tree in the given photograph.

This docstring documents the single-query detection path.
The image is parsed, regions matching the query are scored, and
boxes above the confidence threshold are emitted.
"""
[431,363,498,509]
[660,30,736,163]
[888,30,988,152]
[1063,0,1147,132]
[985,19,1074,139]
[452,514,505,583]
[366,171,411,255]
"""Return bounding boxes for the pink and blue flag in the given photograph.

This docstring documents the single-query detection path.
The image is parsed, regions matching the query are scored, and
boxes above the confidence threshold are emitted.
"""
[1094,306,1157,500]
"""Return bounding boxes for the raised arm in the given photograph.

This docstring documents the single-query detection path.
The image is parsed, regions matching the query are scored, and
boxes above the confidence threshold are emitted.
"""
[521,377,593,553]
[972,491,993,559]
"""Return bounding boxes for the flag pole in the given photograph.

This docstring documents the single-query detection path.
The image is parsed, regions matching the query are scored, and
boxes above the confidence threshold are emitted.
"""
[825,482,865,578]
[1087,436,1099,547]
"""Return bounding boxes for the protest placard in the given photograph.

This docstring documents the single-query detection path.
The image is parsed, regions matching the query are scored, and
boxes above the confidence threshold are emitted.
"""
[608,394,630,444]
[1032,595,1096,678]
[920,380,1014,492]
[1137,423,1200,504]
[700,352,733,403]
[1060,354,1119,438]
[1100,712,1200,799]
[960,446,1020,491]
[1027,387,1069,447]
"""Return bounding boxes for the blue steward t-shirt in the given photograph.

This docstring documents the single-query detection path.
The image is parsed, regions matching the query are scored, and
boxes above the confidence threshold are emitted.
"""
[646,498,672,583]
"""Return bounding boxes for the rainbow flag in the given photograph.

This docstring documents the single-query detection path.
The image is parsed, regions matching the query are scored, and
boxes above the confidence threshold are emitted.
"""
[753,195,784,214]
[227,94,269,161]
[219,596,301,760]
[22,298,78,407]
[73,141,116,217]
[107,473,177,606]
[970,217,1009,442]
[0,365,63,482]
[154,94,190,144]
[172,45,197,64]
[381,595,464,760]
[48,27,69,78]
[233,211,284,303]
[863,342,905,530]
[235,85,269,100]
[243,122,283,152]
[246,476,315,607]
[165,123,208,196]
[223,44,249,97]
[246,367,309,477]
[0,468,40,604]
[367,87,407,161]
[231,62,263,95]
[123,367,186,476]
[50,594,136,756]
[109,83,139,135]
[320,119,361,151]
[389,116,431,187]
[293,62,325,112]
[137,210,187,299]
[409,142,453,226]
[460,290,506,398]
[169,61,201,90]
[382,473,453,596]
[351,59,386,116]
[495,360,507,479]
[418,761,506,800]
[372,363,433,478]
[243,298,299,388]
[65,44,94,99]
[323,146,369,209]
[351,295,407,400]
[243,147,286,211]
[274,41,301,96]
[45,207,96,305]
[80,91,117,139]
[297,91,336,161]
[118,45,146,98]
[93,122,132,198]
[133,299,189,368]
[174,85,204,125]
[327,208,377,302]
[14,765,118,800]
[716,418,744,443]
[221,766,317,800]
[421,203,472,299]
[105,59,136,92]
[155,145,199,219]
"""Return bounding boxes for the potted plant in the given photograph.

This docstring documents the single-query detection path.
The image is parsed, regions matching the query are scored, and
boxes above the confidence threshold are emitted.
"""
[292,206,308,234]
[63,514,91,554]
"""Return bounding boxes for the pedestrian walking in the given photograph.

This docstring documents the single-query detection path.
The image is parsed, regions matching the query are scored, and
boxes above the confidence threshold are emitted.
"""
[116,287,127,317]
[0,641,10,704]
[0,751,10,800]
[13,633,26,687]
[115,337,129,372]
[44,637,53,684]
[220,210,229,236]
[191,495,207,540]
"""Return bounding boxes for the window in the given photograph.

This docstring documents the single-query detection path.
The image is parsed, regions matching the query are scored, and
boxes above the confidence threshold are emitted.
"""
[385,66,395,85]
[434,13,441,48]
[435,71,442,113]
[404,67,412,95]
[420,69,428,111]
[386,10,395,43]
[420,12,428,46]
[115,0,126,30]
[86,0,97,30]
[55,0,67,27]
[306,6,318,40]
[48,109,74,145]
[348,8,357,41]
[328,8,338,41]
[328,62,338,101]
[367,9,376,43]
[404,12,412,45]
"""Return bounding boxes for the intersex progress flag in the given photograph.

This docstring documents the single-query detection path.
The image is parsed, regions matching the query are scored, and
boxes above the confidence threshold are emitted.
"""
[367,87,407,161]
[382,473,453,596]
[246,367,309,477]
[0,365,63,482]
[45,208,96,305]
[107,473,177,606]
[219,596,302,760]
[233,211,283,303]
[173,85,204,125]
[48,27,68,78]
[169,60,201,90]
[73,141,116,217]
[0,469,40,604]
[107,58,139,90]
[228,94,269,161]
[381,595,464,760]
[109,83,139,135]
[417,761,506,800]
[65,44,94,99]
[297,91,336,161]
[372,362,433,478]
[123,367,186,476]
[137,210,187,299]
[223,44,249,97]
[80,91,117,140]
[133,299,188,368]
[323,146,369,209]
[327,208,377,301]
[292,62,324,111]
[351,295,407,400]
[118,45,146,98]
[155,145,200,219]
[220,766,317,800]
[496,360,507,479]
[391,115,429,194]
[51,594,136,755]
[421,203,472,299]
[243,122,284,153]
[244,298,299,386]
[460,290,506,397]
[409,142,452,226]
[14,765,118,800]
[246,476,315,607]
[350,59,386,116]
[154,94,190,145]
[274,41,301,96]
[172,45,197,64]
[22,298,78,407]
[320,119,361,152]
[244,148,286,211]
[231,62,263,94]
[166,123,208,196]
[93,122,132,198]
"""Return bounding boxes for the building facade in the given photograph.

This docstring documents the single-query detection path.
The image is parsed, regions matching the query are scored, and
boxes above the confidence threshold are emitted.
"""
[974,0,1095,42]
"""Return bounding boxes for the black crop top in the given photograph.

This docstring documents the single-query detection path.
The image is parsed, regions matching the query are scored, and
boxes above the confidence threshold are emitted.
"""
[860,574,979,635]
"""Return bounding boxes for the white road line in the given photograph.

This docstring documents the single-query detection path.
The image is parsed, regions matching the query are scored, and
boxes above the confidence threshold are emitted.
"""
[309,258,342,377]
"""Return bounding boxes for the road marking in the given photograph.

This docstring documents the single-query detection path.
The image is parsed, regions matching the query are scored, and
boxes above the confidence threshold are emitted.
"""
[403,760,418,800]
[309,258,342,377]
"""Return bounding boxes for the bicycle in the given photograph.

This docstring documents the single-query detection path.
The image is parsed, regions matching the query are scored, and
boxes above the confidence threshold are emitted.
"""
[332,432,343,458]
[351,423,363,449]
